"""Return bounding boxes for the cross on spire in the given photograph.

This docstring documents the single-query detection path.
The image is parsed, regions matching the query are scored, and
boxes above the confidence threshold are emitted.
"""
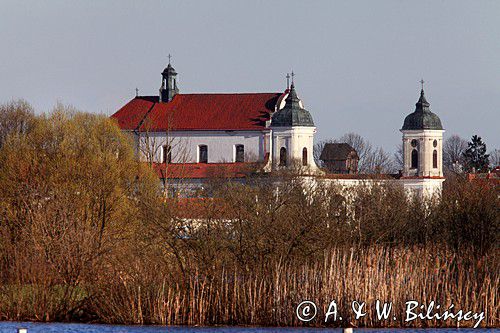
[420,79,425,91]
[286,73,290,89]
[168,54,172,64]
[291,71,295,85]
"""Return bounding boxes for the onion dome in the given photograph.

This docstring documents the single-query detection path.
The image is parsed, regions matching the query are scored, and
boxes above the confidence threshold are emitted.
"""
[402,88,443,130]
[271,83,314,127]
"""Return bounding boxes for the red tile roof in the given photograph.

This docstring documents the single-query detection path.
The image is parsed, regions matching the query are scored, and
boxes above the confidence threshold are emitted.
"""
[153,161,265,179]
[166,198,235,220]
[467,169,500,186]
[111,93,283,131]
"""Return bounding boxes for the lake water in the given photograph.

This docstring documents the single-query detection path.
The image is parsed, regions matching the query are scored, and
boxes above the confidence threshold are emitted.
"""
[0,323,497,333]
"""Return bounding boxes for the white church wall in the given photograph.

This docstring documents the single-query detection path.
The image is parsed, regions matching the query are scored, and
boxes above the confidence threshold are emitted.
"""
[137,130,267,163]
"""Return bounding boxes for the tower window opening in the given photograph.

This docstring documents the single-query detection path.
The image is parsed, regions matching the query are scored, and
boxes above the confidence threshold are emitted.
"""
[302,147,308,166]
[433,150,438,168]
[235,144,244,162]
[411,149,418,169]
[199,145,208,163]
[279,147,287,166]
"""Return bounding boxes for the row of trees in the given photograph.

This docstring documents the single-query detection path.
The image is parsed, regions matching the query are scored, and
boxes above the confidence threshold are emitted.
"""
[314,132,498,174]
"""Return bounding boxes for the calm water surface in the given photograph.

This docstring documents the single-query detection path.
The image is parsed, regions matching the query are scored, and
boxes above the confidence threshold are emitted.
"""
[0,323,496,333]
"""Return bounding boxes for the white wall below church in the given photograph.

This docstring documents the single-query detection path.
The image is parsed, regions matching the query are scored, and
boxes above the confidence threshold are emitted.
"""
[137,130,268,163]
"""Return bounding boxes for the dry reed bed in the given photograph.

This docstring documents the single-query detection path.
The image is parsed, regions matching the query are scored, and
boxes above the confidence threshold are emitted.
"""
[91,246,498,327]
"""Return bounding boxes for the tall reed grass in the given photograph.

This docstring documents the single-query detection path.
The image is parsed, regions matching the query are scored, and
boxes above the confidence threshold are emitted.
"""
[88,246,498,327]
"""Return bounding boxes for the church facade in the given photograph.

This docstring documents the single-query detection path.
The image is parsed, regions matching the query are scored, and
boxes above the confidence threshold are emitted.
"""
[111,61,445,198]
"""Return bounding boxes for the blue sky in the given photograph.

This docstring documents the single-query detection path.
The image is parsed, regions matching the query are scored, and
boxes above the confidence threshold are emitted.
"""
[0,0,498,152]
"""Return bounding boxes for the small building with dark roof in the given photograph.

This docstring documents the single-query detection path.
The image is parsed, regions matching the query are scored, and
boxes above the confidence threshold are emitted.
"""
[319,143,359,174]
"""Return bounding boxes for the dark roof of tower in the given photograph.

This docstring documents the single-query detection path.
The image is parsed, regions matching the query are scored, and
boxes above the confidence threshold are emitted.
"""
[162,63,177,75]
[320,143,358,161]
[270,84,314,127]
[402,89,443,130]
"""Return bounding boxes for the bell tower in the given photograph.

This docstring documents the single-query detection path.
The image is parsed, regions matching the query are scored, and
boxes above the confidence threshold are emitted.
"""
[270,75,319,172]
[159,55,179,102]
[401,81,444,177]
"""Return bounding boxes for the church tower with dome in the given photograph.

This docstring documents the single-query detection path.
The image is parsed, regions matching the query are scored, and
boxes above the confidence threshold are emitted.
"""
[270,81,318,171]
[401,82,444,179]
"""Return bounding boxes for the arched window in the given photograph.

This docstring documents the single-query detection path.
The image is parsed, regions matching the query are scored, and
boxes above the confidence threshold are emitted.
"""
[162,145,172,164]
[433,150,438,168]
[235,144,244,162]
[199,145,208,163]
[302,147,308,166]
[411,149,418,169]
[279,147,287,166]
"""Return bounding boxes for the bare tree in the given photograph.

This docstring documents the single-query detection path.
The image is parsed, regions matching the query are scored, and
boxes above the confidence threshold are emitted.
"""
[0,99,35,148]
[488,148,499,169]
[364,146,396,174]
[443,134,467,171]
[393,143,403,172]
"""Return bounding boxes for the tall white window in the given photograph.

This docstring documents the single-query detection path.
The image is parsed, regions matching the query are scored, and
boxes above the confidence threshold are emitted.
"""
[302,147,308,166]
[199,145,208,163]
[235,144,244,162]
[279,147,287,166]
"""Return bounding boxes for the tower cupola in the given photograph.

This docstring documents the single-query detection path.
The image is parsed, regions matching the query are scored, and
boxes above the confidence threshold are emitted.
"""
[400,81,445,178]
[271,83,314,127]
[402,88,443,130]
[159,56,179,102]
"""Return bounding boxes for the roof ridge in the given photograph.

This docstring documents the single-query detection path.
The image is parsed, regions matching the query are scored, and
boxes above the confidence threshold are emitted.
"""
[176,92,281,96]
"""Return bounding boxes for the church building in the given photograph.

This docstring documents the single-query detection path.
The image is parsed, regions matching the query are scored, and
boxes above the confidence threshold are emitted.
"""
[111,61,445,198]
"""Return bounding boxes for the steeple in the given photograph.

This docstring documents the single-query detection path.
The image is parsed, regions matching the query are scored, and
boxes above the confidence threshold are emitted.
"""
[159,55,179,102]
[415,88,430,112]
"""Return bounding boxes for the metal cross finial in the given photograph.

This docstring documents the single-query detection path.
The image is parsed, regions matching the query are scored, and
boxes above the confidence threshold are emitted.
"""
[168,54,172,64]
[286,73,290,89]
[420,79,425,90]
[135,87,139,97]
[291,71,295,85]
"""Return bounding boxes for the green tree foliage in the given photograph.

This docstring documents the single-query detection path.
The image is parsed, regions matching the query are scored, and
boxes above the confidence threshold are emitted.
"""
[462,135,490,172]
